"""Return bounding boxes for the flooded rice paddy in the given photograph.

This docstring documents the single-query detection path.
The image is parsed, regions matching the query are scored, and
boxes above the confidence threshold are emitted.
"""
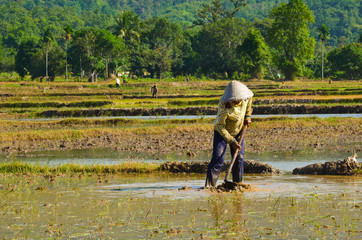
[6,148,356,172]
[1,150,361,239]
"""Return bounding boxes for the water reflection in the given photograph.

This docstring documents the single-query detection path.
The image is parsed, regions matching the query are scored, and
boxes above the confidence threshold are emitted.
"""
[4,148,356,172]
[93,174,361,201]
[209,195,245,236]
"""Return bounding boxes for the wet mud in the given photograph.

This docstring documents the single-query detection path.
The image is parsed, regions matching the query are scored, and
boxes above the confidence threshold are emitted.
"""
[293,155,360,175]
[177,181,259,193]
[212,181,258,193]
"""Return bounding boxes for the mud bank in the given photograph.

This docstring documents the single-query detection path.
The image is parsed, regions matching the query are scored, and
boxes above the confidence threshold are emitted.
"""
[293,155,360,175]
[161,160,282,174]
[38,105,361,117]
[1,122,360,155]
[253,98,362,105]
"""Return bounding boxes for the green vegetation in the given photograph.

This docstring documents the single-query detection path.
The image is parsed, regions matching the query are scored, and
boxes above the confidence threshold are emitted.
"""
[0,100,112,109]
[238,27,270,79]
[269,0,315,80]
[327,43,362,80]
[0,161,161,174]
[0,0,360,80]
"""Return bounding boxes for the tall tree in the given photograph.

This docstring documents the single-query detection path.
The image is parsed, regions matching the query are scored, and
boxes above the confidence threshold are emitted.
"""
[42,28,54,81]
[69,28,124,82]
[0,38,3,71]
[112,11,141,44]
[63,25,73,82]
[268,0,315,80]
[15,38,65,81]
[32,46,65,82]
[15,39,40,79]
[153,42,172,81]
[95,29,124,79]
[142,17,183,80]
[237,28,270,79]
[69,28,99,82]
[327,43,361,79]
[317,24,330,80]
[112,11,142,76]
[194,0,246,26]
[194,18,247,77]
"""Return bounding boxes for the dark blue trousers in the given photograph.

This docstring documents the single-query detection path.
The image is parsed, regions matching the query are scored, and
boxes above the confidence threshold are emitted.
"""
[205,130,244,187]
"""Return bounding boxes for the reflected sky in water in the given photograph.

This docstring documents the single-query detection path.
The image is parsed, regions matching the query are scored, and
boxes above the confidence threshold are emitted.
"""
[4,148,357,173]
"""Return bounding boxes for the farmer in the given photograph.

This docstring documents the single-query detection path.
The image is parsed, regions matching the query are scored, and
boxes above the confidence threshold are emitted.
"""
[205,80,253,188]
[116,78,120,87]
[151,84,158,98]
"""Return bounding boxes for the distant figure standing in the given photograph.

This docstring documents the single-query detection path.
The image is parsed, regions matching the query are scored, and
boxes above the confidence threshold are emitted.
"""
[122,74,127,83]
[151,84,158,98]
[186,75,189,82]
[116,78,120,87]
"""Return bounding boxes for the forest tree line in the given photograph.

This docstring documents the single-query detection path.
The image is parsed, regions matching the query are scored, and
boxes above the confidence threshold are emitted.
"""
[0,0,361,80]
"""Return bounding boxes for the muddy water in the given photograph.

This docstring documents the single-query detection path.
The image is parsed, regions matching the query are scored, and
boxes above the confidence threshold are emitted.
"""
[0,173,361,239]
[6,148,355,172]
[1,150,361,238]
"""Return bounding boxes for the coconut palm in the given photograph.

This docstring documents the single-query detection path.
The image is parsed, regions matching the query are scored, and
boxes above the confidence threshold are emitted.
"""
[113,11,141,44]
[43,28,54,81]
[63,25,73,82]
[318,24,330,80]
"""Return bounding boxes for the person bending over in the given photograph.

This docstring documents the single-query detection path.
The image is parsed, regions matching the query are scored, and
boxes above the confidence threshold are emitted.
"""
[205,80,253,187]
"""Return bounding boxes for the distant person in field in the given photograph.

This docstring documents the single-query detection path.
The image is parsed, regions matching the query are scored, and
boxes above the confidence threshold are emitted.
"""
[205,81,253,188]
[151,84,158,98]
[116,78,120,87]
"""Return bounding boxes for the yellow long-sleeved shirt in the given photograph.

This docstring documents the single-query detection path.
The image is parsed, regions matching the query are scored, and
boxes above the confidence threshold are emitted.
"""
[214,97,252,144]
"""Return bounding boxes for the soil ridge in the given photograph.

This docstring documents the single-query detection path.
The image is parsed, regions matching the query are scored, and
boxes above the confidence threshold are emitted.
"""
[38,105,361,118]
[292,155,360,175]
[161,160,282,174]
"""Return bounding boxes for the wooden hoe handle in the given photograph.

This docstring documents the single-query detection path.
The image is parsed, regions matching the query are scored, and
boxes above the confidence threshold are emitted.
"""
[224,125,248,182]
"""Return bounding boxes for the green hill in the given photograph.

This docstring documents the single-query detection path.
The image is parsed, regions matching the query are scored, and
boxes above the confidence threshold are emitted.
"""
[0,0,360,41]
[0,0,360,73]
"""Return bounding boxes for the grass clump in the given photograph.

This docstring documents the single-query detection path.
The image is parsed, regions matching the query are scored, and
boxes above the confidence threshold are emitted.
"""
[0,161,162,175]
[0,101,112,109]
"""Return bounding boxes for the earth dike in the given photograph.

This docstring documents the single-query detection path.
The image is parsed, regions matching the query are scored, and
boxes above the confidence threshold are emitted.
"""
[161,160,282,174]
[293,155,360,175]
[38,105,361,118]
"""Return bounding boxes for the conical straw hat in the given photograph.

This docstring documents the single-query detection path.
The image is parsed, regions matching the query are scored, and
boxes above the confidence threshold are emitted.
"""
[220,80,253,103]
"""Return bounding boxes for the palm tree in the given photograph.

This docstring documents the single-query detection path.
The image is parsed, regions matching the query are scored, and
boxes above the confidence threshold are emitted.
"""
[43,28,54,81]
[317,24,330,80]
[64,25,73,82]
[113,11,141,44]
